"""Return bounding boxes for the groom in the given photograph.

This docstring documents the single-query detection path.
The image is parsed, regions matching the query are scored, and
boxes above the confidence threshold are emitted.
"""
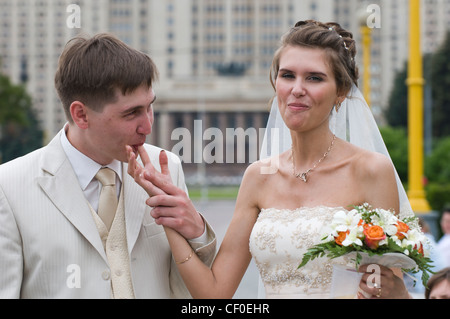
[0,33,216,298]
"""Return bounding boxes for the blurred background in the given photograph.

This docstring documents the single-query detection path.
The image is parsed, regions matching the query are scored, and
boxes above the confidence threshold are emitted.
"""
[0,0,449,298]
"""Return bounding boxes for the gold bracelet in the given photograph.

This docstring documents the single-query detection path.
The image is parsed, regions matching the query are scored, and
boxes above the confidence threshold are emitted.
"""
[176,250,194,264]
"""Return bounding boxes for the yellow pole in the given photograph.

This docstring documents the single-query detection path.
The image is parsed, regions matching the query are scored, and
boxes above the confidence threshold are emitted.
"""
[406,0,431,213]
[361,25,372,107]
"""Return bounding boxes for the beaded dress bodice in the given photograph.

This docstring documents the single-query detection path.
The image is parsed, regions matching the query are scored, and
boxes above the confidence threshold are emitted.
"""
[249,206,353,299]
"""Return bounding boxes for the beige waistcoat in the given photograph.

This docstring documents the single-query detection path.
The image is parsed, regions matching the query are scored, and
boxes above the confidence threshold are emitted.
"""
[89,187,135,299]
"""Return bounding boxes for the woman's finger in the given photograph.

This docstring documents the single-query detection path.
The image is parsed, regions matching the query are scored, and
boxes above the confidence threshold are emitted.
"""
[159,150,170,176]
[143,169,181,196]
[137,145,153,169]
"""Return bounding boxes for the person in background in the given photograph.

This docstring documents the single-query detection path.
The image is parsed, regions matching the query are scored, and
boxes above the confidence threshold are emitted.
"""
[425,267,450,299]
[405,217,445,297]
[437,207,450,268]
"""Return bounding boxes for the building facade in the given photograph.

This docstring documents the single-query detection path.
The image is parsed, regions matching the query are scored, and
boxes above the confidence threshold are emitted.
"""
[1,0,449,183]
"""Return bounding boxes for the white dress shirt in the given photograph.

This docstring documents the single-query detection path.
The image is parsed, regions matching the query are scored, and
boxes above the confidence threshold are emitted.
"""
[60,124,121,213]
[437,234,450,268]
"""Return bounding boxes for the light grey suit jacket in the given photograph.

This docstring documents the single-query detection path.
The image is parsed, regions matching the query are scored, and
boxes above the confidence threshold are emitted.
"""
[0,131,216,298]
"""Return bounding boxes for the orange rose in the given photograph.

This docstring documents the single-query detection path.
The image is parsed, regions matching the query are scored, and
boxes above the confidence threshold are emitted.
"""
[335,230,349,246]
[363,225,386,250]
[415,242,424,256]
[396,221,409,240]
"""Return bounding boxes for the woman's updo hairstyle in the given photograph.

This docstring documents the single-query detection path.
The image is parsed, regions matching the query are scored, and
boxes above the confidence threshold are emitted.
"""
[270,20,359,97]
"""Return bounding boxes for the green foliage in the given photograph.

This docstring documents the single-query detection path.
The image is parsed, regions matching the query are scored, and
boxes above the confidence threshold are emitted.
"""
[425,136,450,184]
[378,128,450,212]
[380,126,408,182]
[385,62,407,128]
[431,31,450,138]
[425,183,450,212]
[0,73,43,163]
[424,137,450,211]
[298,240,355,268]
[385,31,450,140]
[188,186,239,200]
[0,74,30,126]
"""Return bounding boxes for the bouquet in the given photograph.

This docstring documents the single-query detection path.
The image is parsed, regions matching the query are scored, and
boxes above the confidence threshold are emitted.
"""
[298,203,434,287]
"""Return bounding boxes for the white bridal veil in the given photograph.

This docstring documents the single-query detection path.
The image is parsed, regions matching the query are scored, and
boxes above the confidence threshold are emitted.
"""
[260,84,414,220]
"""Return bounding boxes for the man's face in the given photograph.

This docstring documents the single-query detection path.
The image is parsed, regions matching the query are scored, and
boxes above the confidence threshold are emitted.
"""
[81,85,156,165]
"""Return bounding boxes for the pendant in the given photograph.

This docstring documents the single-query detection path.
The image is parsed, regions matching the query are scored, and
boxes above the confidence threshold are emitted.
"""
[299,172,308,182]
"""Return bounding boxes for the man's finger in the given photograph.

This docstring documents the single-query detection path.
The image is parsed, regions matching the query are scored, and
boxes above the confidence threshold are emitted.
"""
[146,194,178,208]
[153,216,178,228]
[150,205,177,218]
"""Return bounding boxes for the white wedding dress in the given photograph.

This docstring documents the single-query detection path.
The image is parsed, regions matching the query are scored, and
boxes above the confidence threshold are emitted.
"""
[249,206,354,299]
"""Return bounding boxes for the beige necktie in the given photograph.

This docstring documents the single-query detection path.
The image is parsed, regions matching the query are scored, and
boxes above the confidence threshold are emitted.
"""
[96,168,118,231]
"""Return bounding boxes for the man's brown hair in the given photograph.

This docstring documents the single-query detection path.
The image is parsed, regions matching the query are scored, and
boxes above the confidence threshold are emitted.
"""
[55,33,158,122]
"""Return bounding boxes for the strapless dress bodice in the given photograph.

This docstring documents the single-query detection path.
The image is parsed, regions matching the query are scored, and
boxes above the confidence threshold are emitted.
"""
[249,206,354,299]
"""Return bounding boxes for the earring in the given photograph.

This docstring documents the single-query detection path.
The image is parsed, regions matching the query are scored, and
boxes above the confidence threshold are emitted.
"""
[335,101,342,112]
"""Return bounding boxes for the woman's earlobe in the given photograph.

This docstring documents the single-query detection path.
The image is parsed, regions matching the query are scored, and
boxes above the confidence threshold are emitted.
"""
[334,95,346,112]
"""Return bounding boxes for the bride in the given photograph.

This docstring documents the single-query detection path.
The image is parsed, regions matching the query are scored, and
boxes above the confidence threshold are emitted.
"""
[127,20,414,299]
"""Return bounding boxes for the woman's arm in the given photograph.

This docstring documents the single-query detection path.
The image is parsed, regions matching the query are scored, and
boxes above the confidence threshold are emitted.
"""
[127,145,261,298]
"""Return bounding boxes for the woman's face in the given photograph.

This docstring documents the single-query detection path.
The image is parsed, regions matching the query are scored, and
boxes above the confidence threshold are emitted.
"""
[275,45,342,133]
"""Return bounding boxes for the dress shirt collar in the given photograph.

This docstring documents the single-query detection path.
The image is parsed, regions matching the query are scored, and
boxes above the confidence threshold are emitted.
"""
[60,124,122,190]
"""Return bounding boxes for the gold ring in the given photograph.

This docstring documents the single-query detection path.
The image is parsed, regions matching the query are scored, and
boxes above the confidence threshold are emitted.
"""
[376,287,382,298]
[373,283,381,298]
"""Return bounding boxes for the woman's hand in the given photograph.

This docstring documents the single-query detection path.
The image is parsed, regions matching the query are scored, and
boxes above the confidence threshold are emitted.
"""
[357,264,411,299]
[126,145,205,240]
[126,145,171,197]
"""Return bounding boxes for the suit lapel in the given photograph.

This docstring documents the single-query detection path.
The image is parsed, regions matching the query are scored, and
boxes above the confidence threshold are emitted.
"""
[122,161,150,254]
[36,132,107,261]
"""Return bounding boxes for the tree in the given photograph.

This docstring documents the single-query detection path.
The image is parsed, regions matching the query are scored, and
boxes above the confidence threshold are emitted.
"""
[385,54,433,130]
[385,62,408,127]
[380,126,408,183]
[425,136,450,212]
[430,31,450,138]
[0,73,29,126]
[425,136,450,184]
[0,72,43,163]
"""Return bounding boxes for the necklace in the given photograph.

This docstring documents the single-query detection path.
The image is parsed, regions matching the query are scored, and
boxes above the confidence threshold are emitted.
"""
[291,134,336,182]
